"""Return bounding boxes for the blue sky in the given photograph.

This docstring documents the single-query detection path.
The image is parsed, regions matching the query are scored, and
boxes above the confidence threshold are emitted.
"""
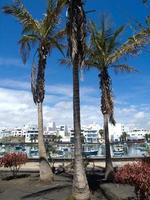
[0,0,150,129]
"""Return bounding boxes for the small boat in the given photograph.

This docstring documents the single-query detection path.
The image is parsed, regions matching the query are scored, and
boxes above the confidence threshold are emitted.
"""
[0,145,6,155]
[136,143,149,151]
[30,147,38,154]
[15,145,22,151]
[113,144,125,156]
[22,146,26,152]
[83,149,98,157]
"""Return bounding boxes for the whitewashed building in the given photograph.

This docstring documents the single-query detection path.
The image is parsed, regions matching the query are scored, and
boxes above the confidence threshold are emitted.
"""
[127,129,149,141]
[57,125,70,142]
[11,127,23,137]
[109,123,123,142]
[0,129,12,139]
[22,125,38,143]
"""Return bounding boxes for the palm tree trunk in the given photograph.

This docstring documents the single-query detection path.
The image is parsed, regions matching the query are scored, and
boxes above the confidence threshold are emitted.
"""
[72,62,90,200]
[37,102,53,182]
[104,113,113,180]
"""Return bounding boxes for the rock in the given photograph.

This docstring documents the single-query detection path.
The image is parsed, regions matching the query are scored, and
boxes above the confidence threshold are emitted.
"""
[100,183,136,200]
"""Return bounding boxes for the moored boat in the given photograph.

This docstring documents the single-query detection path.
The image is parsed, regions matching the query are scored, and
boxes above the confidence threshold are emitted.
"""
[113,144,125,156]
[83,149,98,156]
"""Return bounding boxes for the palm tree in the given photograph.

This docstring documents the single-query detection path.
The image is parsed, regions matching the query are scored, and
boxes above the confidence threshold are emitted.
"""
[86,18,150,180]
[2,0,66,182]
[66,0,90,199]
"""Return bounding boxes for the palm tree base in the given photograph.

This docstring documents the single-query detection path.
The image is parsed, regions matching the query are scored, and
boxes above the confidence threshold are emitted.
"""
[72,189,91,200]
[105,163,114,181]
[39,157,54,183]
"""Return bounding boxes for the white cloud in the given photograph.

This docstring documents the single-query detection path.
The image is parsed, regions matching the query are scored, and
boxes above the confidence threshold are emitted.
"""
[0,57,24,68]
[0,80,99,128]
[134,112,145,119]
[0,79,150,130]
[115,106,150,129]
[0,79,30,90]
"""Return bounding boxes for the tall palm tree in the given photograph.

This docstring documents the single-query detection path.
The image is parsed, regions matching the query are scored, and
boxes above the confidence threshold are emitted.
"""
[86,18,150,180]
[2,0,66,182]
[66,0,90,199]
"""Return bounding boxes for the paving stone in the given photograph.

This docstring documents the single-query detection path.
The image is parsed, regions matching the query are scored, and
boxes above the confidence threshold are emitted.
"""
[100,183,136,200]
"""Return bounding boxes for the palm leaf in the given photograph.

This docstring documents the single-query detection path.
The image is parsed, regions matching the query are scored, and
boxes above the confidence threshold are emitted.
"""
[2,0,40,34]
[111,64,138,73]
[19,34,37,63]
[107,25,125,53]
[49,38,65,56]
[42,0,67,37]
[60,58,71,66]
[109,28,150,64]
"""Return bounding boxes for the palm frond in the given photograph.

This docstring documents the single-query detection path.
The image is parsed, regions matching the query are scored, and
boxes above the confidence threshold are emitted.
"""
[107,25,125,53]
[53,0,67,17]
[42,0,67,37]
[52,29,66,40]
[111,64,138,73]
[49,38,65,56]
[109,28,150,64]
[59,58,71,66]
[2,0,40,34]
[19,34,37,63]
[88,22,106,61]
[67,0,86,66]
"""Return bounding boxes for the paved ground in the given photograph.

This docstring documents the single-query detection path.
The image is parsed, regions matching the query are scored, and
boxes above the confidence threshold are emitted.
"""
[0,172,108,200]
[0,160,135,172]
[0,173,72,200]
[100,183,136,200]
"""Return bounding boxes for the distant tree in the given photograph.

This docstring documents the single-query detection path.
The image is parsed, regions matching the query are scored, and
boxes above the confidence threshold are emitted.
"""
[2,0,66,182]
[120,132,128,142]
[145,133,150,142]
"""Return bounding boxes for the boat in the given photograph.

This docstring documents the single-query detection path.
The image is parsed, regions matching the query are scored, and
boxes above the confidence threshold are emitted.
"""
[136,144,149,151]
[113,144,125,156]
[83,149,98,157]
[51,146,70,158]
[15,145,22,151]
[30,147,38,154]
[0,145,6,155]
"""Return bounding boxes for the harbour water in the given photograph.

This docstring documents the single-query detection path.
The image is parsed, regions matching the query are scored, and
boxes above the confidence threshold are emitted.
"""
[0,142,149,158]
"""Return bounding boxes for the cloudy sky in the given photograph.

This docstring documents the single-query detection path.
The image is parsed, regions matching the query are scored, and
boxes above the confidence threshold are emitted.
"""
[0,0,150,129]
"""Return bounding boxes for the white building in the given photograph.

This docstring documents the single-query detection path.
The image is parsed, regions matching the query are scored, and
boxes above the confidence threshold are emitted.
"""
[127,129,149,141]
[109,123,123,142]
[57,125,70,142]
[83,128,100,143]
[22,125,38,143]
[11,127,23,137]
[0,129,12,139]
[46,122,57,132]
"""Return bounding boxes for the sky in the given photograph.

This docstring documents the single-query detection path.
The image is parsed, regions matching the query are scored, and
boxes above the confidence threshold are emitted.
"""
[0,0,150,129]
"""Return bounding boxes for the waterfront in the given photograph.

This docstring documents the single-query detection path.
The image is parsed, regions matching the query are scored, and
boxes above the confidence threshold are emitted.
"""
[0,142,149,158]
